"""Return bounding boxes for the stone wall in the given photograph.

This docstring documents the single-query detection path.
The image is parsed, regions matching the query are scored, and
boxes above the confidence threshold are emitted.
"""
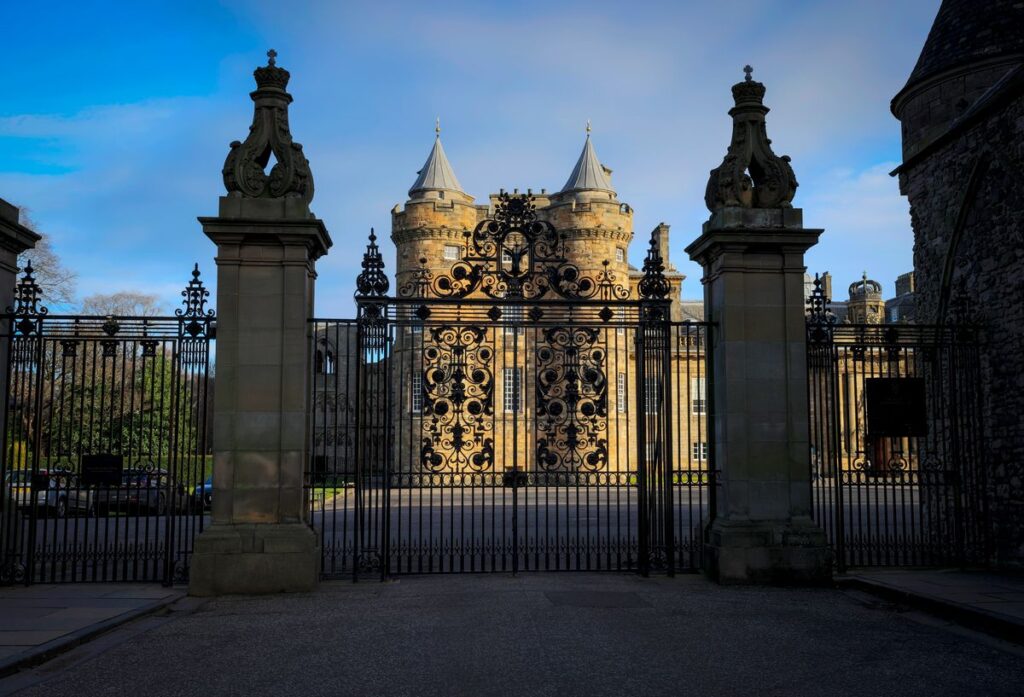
[897,88,1024,566]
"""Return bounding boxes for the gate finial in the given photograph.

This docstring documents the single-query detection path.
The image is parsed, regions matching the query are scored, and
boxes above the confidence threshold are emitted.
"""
[806,273,836,342]
[355,228,389,297]
[638,228,670,300]
[177,264,215,338]
[7,260,47,316]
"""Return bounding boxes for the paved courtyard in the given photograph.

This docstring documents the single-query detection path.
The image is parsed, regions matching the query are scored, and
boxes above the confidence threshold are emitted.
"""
[3,573,1022,697]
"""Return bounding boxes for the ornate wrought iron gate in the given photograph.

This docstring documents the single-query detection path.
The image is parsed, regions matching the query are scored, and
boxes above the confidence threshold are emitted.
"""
[0,265,215,585]
[308,193,712,578]
[806,277,988,570]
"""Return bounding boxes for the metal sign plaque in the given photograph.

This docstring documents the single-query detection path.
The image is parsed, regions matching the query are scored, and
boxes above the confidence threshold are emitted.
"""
[866,378,927,437]
[81,454,124,487]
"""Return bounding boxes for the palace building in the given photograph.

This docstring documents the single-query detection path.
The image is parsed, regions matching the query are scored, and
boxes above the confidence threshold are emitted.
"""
[311,125,710,483]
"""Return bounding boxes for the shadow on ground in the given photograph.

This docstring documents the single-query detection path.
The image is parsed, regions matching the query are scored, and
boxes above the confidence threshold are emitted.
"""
[9,573,1024,697]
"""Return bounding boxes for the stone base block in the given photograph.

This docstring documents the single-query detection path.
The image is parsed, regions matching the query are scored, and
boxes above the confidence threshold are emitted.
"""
[703,517,832,585]
[189,523,319,596]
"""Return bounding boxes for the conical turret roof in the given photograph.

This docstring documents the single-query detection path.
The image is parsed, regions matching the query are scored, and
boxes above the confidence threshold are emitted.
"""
[560,129,615,195]
[897,0,1024,99]
[409,127,464,197]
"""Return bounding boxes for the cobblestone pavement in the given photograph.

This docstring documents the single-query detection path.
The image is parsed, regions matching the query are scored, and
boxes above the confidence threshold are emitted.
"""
[4,573,1024,697]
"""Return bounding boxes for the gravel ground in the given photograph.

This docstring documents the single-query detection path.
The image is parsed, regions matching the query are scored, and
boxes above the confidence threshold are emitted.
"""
[6,573,1024,697]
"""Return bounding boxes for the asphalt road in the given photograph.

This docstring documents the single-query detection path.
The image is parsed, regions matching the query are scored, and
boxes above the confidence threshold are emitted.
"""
[5,573,1023,697]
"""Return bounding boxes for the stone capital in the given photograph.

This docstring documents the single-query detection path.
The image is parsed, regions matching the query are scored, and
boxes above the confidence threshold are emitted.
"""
[199,196,331,262]
[0,198,41,274]
[687,209,820,269]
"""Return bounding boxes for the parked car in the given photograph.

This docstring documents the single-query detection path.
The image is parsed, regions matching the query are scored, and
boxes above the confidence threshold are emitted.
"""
[193,476,212,510]
[93,468,187,516]
[5,470,95,518]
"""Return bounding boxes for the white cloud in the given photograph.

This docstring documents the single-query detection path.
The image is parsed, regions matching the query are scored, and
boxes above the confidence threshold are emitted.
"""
[803,162,914,296]
[0,0,938,317]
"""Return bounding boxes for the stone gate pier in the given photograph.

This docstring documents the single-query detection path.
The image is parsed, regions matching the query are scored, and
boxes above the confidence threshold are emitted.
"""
[189,53,331,595]
[686,69,831,584]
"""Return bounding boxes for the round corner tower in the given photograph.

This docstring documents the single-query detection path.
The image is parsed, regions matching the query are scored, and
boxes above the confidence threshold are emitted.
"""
[391,129,484,294]
[540,130,634,284]
[890,0,1024,171]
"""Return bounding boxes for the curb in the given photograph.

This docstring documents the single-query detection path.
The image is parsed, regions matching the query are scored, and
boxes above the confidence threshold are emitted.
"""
[0,593,183,678]
[837,576,1024,646]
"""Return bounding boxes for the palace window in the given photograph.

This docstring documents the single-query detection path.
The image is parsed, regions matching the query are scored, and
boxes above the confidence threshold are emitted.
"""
[615,247,625,263]
[644,377,660,415]
[617,372,627,413]
[444,244,461,261]
[411,373,423,413]
[504,367,522,413]
[691,377,706,415]
[315,341,335,375]
[647,440,660,463]
[692,441,708,461]
[504,305,523,335]
[890,307,899,322]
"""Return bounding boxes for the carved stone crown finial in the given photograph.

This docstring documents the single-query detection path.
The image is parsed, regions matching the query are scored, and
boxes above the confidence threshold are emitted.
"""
[222,50,314,202]
[253,48,290,91]
[705,66,798,212]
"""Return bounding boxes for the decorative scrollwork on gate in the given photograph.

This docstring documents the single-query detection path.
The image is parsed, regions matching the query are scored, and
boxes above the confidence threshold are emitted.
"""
[536,326,609,471]
[420,326,495,472]
[415,191,628,301]
[398,257,434,299]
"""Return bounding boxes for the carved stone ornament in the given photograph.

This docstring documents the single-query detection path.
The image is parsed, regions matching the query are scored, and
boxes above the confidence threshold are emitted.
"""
[705,66,798,211]
[222,49,315,202]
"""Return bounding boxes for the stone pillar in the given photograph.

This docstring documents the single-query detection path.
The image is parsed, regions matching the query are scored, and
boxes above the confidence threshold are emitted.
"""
[0,199,40,450]
[686,68,830,584]
[0,199,41,309]
[189,52,331,596]
[0,198,40,579]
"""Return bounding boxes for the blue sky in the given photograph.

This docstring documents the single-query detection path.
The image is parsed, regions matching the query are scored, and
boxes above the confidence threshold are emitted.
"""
[1,0,939,316]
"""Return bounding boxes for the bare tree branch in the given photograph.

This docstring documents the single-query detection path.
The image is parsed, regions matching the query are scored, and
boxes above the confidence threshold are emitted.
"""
[14,208,78,307]
[80,291,166,317]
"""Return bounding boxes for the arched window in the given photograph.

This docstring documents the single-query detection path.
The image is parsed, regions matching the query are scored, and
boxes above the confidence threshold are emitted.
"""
[316,339,336,375]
